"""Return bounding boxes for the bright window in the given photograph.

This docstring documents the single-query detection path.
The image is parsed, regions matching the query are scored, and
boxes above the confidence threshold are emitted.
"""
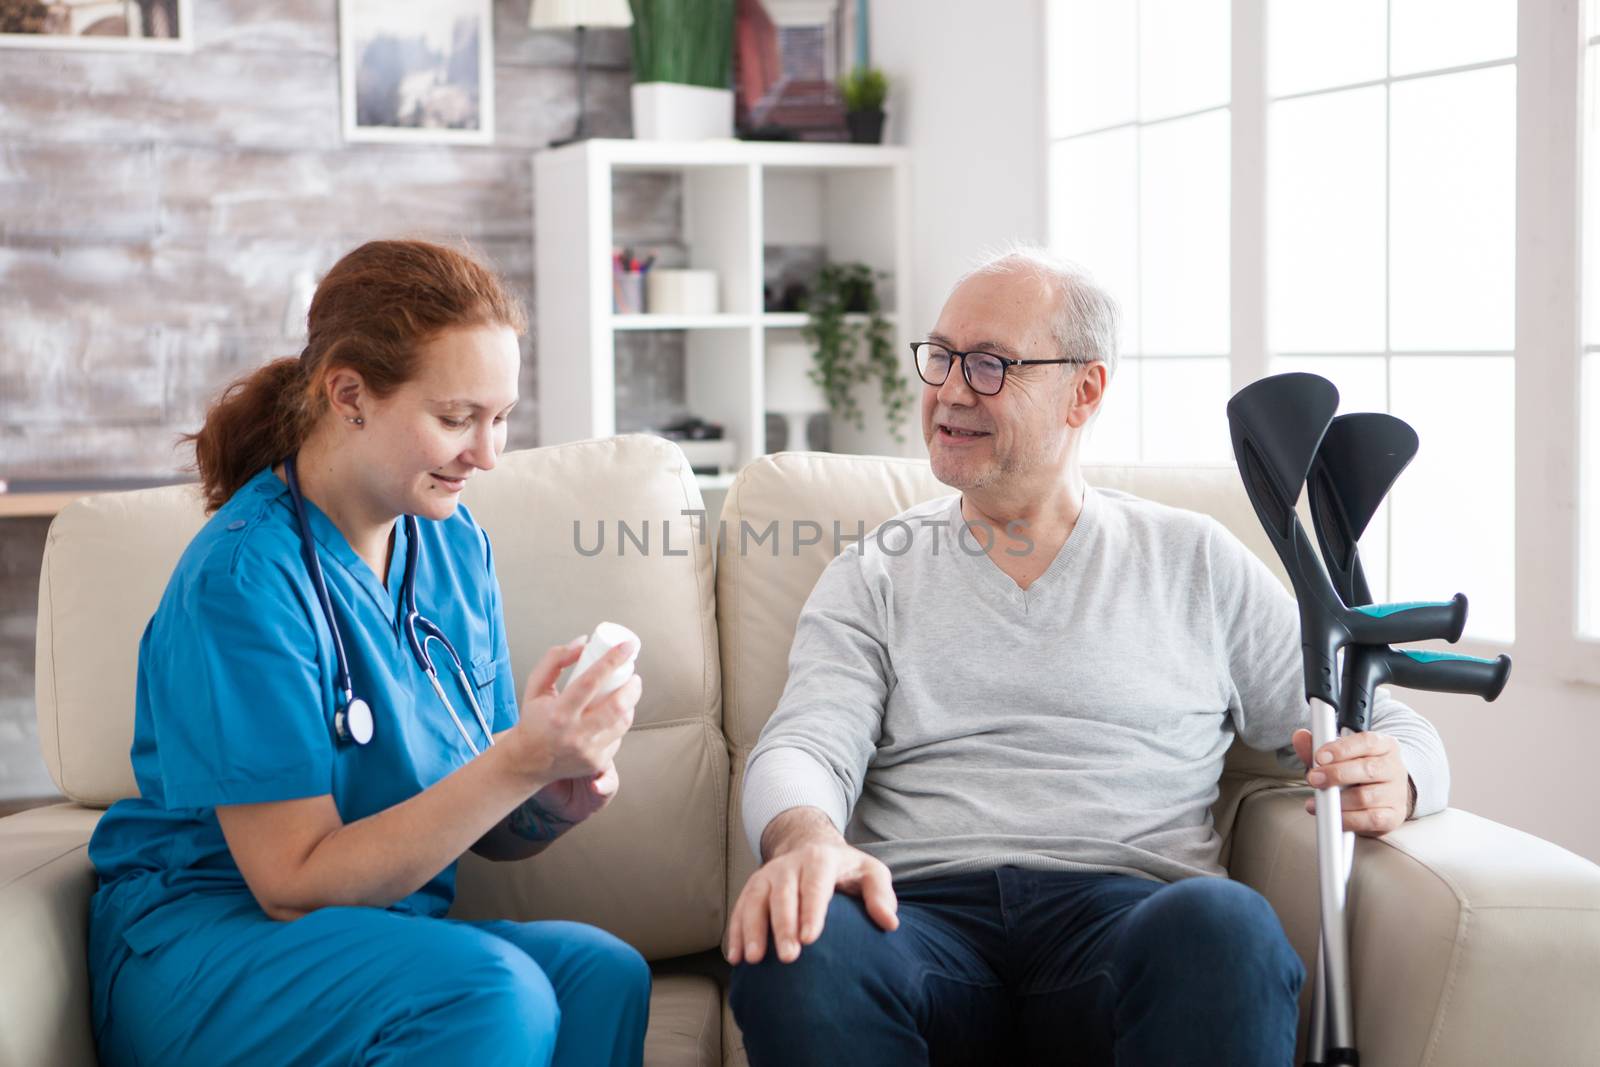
[1265,2,1516,641]
[1047,0,1233,465]
[1050,0,1521,641]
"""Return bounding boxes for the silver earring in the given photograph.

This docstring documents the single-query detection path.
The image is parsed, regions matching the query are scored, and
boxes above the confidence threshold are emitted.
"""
[346,416,365,427]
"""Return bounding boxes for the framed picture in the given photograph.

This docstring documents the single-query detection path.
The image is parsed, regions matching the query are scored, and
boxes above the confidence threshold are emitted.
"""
[339,0,494,145]
[736,0,858,141]
[0,0,193,52]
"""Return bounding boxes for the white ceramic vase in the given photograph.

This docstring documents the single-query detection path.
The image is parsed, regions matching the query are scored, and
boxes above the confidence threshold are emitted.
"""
[765,341,828,452]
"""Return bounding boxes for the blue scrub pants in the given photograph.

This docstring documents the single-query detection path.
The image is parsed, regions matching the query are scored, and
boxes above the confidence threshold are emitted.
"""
[729,868,1304,1066]
[96,898,650,1066]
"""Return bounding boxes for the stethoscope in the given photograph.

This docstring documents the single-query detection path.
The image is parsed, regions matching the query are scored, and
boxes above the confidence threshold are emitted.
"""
[283,456,496,757]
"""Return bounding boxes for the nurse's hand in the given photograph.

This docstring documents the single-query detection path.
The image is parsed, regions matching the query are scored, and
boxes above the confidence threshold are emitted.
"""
[507,637,641,786]
[512,760,620,841]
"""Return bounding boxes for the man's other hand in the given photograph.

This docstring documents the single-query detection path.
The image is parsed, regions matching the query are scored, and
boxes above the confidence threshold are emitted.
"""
[1292,728,1414,837]
[724,806,899,966]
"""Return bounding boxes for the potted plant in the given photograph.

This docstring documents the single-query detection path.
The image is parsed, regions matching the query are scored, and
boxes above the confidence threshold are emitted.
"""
[802,262,911,444]
[839,66,888,144]
[628,0,736,140]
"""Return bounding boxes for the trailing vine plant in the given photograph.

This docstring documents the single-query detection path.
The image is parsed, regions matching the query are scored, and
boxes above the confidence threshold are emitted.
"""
[801,263,912,444]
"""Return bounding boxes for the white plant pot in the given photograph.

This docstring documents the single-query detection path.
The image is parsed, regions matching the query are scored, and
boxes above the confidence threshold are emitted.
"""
[631,82,734,141]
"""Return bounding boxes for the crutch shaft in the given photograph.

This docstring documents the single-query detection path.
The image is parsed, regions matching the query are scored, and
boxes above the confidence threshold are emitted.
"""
[1311,697,1356,1058]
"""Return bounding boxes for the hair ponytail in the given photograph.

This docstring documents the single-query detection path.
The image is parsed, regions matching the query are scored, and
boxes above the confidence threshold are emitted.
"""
[183,356,314,513]
[182,239,526,514]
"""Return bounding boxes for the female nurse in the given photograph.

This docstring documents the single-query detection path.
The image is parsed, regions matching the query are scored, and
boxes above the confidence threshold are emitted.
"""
[85,239,650,1066]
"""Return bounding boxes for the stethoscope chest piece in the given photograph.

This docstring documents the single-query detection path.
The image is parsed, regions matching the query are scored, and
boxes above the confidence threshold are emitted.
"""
[335,697,375,746]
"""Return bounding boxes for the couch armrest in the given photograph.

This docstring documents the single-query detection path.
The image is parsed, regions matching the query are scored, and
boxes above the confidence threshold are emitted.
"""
[1228,786,1600,1065]
[0,803,101,1067]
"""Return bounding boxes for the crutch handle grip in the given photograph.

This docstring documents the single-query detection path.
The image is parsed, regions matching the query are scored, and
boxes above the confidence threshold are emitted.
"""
[1390,648,1511,702]
[1338,643,1511,733]
[1346,593,1467,645]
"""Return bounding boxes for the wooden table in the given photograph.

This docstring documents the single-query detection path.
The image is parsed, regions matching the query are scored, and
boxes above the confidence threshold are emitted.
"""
[0,479,195,519]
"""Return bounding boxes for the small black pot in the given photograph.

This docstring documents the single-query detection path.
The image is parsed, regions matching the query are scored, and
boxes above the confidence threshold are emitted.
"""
[846,109,885,144]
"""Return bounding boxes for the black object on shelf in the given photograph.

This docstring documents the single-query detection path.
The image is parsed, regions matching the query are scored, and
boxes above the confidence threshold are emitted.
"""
[741,125,799,141]
[654,416,724,441]
[846,109,885,144]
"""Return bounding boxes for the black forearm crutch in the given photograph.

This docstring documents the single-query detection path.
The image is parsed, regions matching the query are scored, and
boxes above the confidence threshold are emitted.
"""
[1307,412,1512,733]
[1298,411,1512,1066]
[1308,412,1512,735]
[1226,374,1472,1067]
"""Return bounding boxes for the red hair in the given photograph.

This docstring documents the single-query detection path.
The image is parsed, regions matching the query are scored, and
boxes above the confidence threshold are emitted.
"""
[184,239,526,513]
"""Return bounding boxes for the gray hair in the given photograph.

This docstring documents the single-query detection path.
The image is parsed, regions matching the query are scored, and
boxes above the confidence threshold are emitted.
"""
[952,243,1121,381]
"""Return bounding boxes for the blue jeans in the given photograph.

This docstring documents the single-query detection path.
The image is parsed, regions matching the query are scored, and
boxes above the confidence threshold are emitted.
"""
[729,868,1303,1066]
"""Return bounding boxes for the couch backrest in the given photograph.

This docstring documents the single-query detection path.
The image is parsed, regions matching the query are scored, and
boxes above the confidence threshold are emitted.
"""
[716,454,1304,900]
[36,483,210,805]
[35,435,727,960]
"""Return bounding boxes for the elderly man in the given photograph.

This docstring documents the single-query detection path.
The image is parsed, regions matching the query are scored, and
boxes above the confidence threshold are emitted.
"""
[724,247,1449,1065]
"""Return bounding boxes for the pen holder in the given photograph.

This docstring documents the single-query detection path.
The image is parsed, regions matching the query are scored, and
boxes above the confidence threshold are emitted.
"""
[614,271,646,315]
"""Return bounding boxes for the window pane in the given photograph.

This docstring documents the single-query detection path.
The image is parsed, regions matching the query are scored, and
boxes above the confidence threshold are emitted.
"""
[1389,356,1515,641]
[1086,357,1143,463]
[1390,0,1517,77]
[1267,0,1386,98]
[1140,110,1231,355]
[1582,54,1600,637]
[1140,358,1232,461]
[1273,356,1391,598]
[1049,0,1138,138]
[1390,66,1516,351]
[1269,355,1389,414]
[1583,354,1600,636]
[1139,0,1230,121]
[1586,44,1600,346]
[1269,87,1387,353]
[1050,130,1140,354]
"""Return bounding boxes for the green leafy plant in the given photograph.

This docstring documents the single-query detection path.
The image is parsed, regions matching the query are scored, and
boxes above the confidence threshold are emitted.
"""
[838,66,889,112]
[627,0,735,87]
[802,263,911,444]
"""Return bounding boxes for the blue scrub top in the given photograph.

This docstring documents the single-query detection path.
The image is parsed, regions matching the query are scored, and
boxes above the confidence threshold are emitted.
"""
[88,465,521,940]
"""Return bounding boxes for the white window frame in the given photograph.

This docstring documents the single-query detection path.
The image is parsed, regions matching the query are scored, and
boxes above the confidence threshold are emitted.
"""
[1518,0,1594,685]
[1581,11,1600,647]
[1053,0,1598,684]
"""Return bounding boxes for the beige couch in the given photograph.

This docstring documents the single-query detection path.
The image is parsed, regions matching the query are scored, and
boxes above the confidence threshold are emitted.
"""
[3,435,1597,1066]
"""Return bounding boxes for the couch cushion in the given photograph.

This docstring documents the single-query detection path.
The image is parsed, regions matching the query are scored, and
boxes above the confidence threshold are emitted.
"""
[450,718,727,959]
[643,974,722,1066]
[36,485,209,805]
[716,454,1304,895]
[0,803,102,1067]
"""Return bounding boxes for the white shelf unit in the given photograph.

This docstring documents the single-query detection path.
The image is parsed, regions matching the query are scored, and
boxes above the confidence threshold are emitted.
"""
[533,139,914,486]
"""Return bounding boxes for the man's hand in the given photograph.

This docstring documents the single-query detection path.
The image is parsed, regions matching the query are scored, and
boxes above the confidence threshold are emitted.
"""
[1292,728,1414,837]
[724,807,899,966]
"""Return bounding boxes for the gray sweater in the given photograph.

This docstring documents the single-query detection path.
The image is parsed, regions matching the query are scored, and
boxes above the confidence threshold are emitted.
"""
[742,487,1450,885]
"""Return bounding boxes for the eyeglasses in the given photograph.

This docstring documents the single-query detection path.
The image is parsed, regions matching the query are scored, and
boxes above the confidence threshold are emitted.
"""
[910,341,1091,397]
